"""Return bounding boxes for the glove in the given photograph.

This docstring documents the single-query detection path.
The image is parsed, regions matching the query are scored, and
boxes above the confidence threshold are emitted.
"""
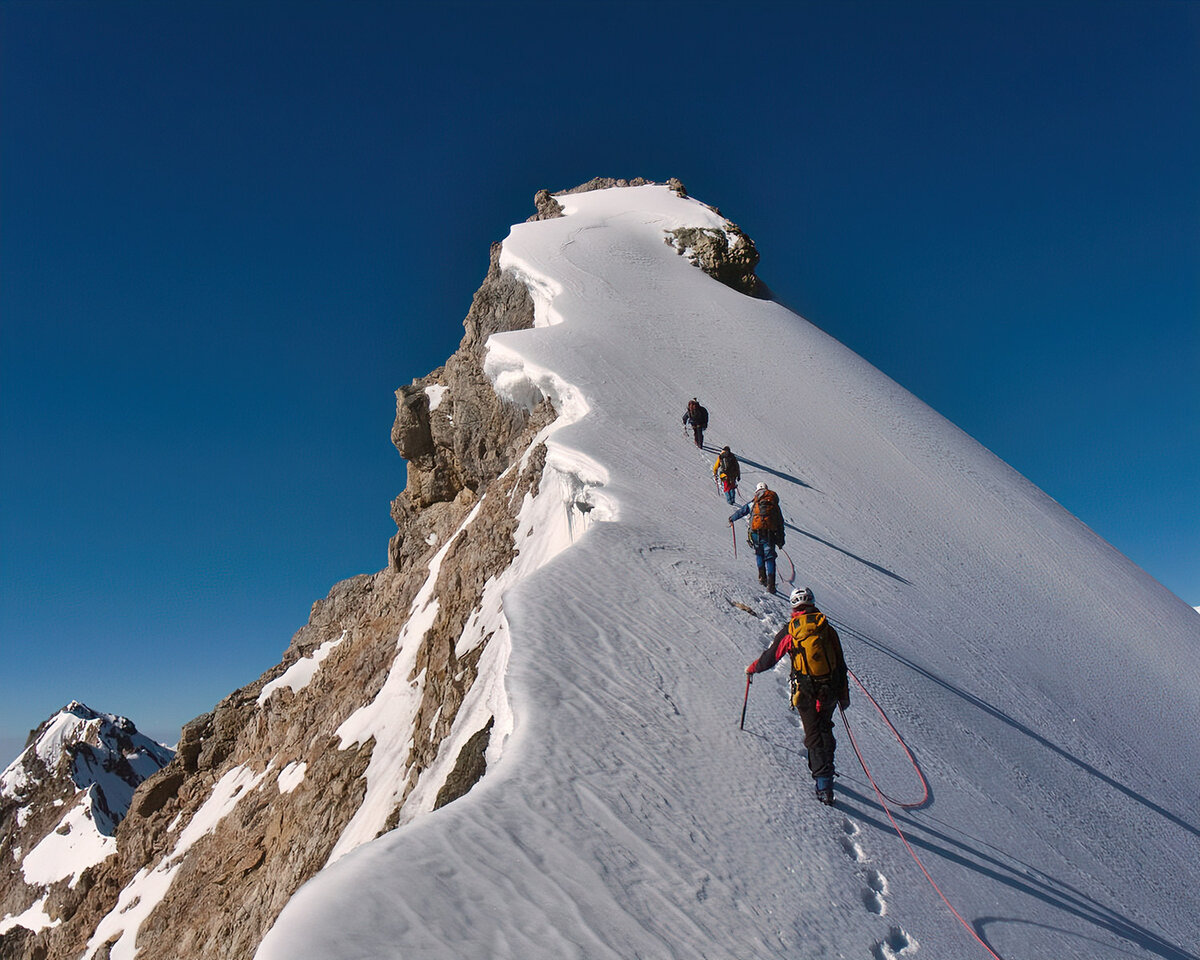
[728,516,737,524]
[839,690,850,710]
[745,663,756,676]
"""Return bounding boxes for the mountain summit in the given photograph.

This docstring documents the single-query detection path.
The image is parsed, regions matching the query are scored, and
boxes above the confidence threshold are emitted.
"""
[0,702,173,940]
[4,181,1198,960]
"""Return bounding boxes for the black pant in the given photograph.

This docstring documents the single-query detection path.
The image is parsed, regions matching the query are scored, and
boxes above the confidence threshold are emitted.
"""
[791,678,838,780]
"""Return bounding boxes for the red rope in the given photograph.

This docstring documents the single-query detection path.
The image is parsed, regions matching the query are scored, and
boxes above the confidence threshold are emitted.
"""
[842,668,928,808]
[840,671,1005,960]
[778,547,795,584]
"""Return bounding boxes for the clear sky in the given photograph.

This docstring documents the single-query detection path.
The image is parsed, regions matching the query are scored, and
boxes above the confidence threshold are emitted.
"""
[2,0,1196,764]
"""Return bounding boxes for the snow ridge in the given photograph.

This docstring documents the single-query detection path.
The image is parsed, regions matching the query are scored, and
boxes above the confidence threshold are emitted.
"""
[252,184,1200,959]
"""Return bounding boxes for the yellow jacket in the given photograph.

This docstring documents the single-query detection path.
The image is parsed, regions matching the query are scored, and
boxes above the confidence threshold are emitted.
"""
[713,450,740,481]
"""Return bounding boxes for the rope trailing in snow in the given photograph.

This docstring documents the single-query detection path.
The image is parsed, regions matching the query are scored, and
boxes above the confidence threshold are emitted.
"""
[778,547,795,585]
[840,667,928,809]
[837,671,1005,960]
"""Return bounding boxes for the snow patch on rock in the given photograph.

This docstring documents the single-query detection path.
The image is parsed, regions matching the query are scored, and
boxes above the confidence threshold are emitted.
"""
[83,764,267,960]
[258,632,347,705]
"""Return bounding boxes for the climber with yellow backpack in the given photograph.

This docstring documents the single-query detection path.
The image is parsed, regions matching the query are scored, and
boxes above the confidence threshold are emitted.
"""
[744,587,849,804]
[712,446,740,504]
[729,482,784,593]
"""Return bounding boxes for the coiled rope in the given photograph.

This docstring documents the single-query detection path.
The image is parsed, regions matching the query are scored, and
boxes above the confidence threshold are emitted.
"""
[837,669,1005,960]
[840,667,928,808]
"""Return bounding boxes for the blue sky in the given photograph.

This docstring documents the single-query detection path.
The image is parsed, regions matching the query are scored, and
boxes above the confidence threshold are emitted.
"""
[2,0,1196,763]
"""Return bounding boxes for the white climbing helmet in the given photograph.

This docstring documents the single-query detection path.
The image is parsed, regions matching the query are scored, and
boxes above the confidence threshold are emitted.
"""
[755,482,767,492]
[790,587,814,607]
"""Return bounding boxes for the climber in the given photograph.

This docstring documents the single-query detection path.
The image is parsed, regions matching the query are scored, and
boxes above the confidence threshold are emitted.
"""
[683,398,709,448]
[745,587,849,805]
[729,481,784,593]
[712,446,741,504]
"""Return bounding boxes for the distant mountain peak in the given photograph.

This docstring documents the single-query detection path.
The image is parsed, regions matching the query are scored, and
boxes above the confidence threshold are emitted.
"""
[1,702,173,938]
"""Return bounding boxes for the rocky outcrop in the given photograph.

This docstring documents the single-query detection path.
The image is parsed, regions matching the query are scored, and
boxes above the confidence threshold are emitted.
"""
[0,186,564,960]
[666,222,763,297]
[0,179,761,960]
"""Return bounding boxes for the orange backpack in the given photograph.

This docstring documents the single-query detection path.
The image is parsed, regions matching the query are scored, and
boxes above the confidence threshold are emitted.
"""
[750,489,779,533]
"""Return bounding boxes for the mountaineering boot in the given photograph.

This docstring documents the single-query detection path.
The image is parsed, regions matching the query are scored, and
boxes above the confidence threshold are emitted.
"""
[815,777,835,805]
[767,574,776,595]
[758,568,767,586]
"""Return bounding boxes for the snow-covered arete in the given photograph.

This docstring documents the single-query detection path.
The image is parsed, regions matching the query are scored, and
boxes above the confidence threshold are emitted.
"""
[257,185,1200,960]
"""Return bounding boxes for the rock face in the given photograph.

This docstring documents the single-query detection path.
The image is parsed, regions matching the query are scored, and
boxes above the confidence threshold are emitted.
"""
[666,222,762,297]
[0,179,762,960]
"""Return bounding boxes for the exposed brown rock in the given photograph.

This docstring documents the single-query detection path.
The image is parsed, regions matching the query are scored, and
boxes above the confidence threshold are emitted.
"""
[3,179,754,960]
[666,223,763,297]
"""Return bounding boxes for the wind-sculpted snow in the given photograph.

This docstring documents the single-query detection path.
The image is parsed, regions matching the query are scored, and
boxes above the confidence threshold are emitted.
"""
[258,184,1200,960]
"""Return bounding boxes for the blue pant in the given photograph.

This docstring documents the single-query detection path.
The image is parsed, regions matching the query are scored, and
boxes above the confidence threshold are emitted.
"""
[751,533,776,579]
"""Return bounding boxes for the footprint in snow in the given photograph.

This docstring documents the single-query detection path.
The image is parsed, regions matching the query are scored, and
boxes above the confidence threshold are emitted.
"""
[841,817,891,919]
[861,868,887,915]
[872,926,918,959]
[839,818,866,863]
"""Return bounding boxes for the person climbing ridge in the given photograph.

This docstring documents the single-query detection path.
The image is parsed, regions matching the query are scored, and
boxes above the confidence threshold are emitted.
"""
[712,445,740,505]
[745,587,849,805]
[683,397,708,448]
[729,481,784,593]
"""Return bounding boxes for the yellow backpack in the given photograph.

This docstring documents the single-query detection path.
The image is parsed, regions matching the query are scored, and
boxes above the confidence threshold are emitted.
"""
[787,611,835,678]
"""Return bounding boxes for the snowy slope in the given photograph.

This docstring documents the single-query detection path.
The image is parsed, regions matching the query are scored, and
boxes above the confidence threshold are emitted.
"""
[257,185,1200,960]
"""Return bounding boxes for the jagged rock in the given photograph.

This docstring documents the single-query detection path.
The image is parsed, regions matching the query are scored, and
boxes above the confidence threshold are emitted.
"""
[666,222,763,297]
[528,189,564,221]
[434,717,494,810]
[1,179,753,960]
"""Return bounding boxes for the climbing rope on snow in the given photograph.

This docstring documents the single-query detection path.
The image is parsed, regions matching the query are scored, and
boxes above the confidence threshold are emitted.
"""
[837,661,1005,959]
[777,547,795,585]
[840,667,928,809]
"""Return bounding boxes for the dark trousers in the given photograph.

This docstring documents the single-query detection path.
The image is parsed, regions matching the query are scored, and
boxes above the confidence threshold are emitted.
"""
[791,678,838,780]
[692,424,704,447]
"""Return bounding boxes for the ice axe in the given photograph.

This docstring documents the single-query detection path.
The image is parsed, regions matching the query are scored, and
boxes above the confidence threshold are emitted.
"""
[739,673,752,730]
